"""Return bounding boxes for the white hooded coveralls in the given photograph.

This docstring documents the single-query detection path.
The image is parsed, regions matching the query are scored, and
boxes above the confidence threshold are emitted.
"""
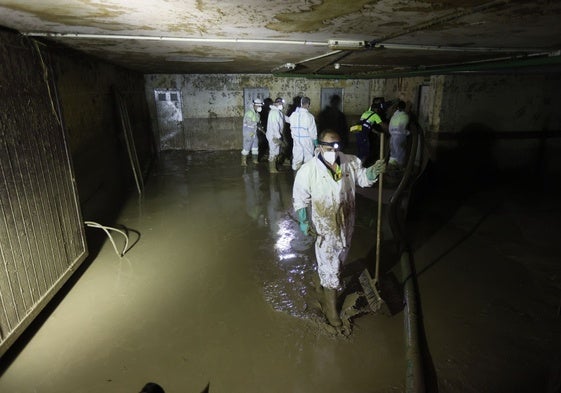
[293,152,375,289]
[388,109,410,166]
[266,106,285,160]
[288,108,317,170]
[242,107,261,156]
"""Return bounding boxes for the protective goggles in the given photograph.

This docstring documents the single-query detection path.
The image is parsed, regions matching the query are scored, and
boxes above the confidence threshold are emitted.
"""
[318,141,343,150]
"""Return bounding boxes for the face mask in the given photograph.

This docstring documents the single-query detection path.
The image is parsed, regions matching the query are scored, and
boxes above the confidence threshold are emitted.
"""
[256,106,262,112]
[323,151,337,165]
[278,105,283,111]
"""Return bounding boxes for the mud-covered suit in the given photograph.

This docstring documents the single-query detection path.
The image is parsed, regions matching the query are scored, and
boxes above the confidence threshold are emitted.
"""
[388,109,410,167]
[292,152,375,289]
[242,107,261,157]
[266,105,285,161]
[288,107,317,171]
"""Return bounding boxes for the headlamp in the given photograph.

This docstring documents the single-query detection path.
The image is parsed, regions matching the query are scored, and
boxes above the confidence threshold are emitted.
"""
[318,141,342,150]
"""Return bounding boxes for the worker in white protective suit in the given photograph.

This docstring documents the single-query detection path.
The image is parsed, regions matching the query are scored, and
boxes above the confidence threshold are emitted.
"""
[388,100,410,168]
[292,130,386,328]
[241,98,263,166]
[266,97,285,173]
[287,96,317,171]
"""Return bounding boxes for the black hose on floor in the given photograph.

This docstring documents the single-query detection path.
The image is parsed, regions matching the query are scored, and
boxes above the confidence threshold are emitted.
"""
[388,118,430,393]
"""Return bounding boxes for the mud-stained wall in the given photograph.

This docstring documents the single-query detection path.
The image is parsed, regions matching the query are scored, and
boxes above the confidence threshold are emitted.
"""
[384,76,427,109]
[50,43,154,221]
[0,27,155,353]
[1,28,154,224]
[144,74,392,151]
[424,73,561,180]
[144,71,561,181]
[437,74,561,133]
[0,29,89,357]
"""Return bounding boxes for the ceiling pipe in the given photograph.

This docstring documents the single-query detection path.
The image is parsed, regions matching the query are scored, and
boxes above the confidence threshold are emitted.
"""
[375,0,513,44]
[24,32,329,47]
[278,1,525,76]
[272,52,561,79]
[374,42,543,54]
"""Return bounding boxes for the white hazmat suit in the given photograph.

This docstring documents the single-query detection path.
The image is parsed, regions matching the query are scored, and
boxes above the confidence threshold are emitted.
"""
[266,105,285,160]
[388,109,410,166]
[292,151,377,290]
[242,106,261,159]
[288,107,317,171]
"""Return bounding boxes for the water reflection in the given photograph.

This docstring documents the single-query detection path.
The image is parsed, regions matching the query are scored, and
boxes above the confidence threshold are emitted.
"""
[242,168,323,320]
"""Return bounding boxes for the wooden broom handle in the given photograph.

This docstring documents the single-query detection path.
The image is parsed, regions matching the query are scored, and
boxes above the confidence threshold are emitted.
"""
[375,131,384,282]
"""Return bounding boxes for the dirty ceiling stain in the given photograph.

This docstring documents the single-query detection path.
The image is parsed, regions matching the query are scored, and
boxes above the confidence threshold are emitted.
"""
[166,22,206,35]
[196,0,204,13]
[2,2,133,29]
[267,0,373,33]
[1,0,560,75]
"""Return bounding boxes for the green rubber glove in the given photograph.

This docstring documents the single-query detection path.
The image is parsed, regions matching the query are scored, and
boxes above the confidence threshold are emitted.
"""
[297,208,309,235]
[366,159,387,181]
[313,139,319,147]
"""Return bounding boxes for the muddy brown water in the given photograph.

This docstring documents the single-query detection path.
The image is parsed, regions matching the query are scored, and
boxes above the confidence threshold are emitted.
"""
[0,150,559,393]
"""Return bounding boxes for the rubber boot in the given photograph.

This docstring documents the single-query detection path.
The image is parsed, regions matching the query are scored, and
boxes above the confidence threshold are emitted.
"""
[322,287,342,327]
[241,155,247,167]
[252,156,259,165]
[269,157,279,173]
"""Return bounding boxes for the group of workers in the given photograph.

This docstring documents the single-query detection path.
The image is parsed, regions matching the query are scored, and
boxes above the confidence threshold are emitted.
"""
[355,96,411,168]
[241,94,411,332]
[241,95,318,172]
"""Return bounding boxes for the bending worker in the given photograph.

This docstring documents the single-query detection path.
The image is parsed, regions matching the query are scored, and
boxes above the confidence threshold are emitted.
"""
[287,96,317,171]
[266,97,286,173]
[388,100,410,168]
[292,130,386,328]
[241,98,263,166]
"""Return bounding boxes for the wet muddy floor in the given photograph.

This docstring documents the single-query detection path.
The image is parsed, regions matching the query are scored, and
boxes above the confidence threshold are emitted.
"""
[0,150,559,393]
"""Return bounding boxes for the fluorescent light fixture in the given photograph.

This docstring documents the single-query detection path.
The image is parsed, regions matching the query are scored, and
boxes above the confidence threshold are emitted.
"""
[328,39,367,50]
[25,32,329,47]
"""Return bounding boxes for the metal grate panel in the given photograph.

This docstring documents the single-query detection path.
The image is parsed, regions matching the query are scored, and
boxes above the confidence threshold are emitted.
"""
[0,35,87,357]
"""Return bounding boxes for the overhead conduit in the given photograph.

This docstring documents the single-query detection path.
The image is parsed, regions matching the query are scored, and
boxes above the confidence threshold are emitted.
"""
[272,0,558,78]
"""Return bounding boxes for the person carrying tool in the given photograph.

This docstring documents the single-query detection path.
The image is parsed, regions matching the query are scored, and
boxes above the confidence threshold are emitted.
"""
[292,130,386,328]
[241,98,263,166]
[287,96,317,171]
[356,97,387,166]
[266,97,286,173]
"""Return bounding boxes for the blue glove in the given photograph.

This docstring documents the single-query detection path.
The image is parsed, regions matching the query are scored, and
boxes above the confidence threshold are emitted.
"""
[297,208,310,235]
[313,139,319,147]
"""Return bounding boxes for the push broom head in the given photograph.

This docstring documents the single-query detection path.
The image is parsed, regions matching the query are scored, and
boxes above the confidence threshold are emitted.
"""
[359,269,385,313]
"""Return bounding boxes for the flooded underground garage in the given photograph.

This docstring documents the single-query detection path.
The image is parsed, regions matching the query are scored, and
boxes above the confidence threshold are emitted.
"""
[1,21,561,393]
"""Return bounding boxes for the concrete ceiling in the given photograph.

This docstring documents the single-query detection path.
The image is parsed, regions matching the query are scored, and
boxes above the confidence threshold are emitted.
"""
[1,0,561,77]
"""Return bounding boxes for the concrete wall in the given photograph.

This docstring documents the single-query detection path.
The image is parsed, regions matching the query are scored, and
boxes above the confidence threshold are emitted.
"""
[436,74,561,133]
[425,73,561,179]
[144,71,561,183]
[0,29,154,224]
[144,74,396,151]
[51,46,154,222]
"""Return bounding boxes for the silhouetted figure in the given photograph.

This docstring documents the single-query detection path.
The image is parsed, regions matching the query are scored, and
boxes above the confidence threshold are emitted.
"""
[277,95,300,167]
[318,94,349,148]
[258,97,274,162]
